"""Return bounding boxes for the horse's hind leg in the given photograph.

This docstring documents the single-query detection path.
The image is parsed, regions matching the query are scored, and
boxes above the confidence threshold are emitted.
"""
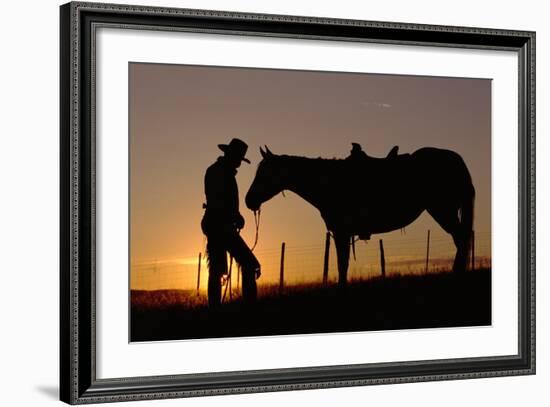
[427,207,469,273]
[334,232,351,287]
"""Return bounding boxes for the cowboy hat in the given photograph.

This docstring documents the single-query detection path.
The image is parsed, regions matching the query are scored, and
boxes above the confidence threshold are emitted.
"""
[218,138,251,164]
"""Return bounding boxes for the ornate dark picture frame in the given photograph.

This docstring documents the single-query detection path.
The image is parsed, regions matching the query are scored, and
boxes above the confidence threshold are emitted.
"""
[60,1,535,404]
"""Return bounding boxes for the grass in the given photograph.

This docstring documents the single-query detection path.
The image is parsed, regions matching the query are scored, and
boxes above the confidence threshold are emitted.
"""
[130,268,491,342]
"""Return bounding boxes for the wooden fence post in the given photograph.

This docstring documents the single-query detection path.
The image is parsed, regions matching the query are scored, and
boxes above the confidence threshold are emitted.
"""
[196,252,202,295]
[471,230,475,271]
[323,232,330,285]
[379,239,386,278]
[425,229,430,274]
[279,242,286,294]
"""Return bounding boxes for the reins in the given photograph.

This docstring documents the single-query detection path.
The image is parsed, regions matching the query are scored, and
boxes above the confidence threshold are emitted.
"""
[251,208,261,252]
[222,255,234,303]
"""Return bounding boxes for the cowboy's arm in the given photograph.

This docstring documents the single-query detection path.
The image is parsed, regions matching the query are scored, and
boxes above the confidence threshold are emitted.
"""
[204,175,221,210]
[205,166,243,227]
[204,167,232,215]
[230,176,245,229]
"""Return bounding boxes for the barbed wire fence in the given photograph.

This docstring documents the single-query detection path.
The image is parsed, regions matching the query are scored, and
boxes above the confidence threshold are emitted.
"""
[131,230,491,293]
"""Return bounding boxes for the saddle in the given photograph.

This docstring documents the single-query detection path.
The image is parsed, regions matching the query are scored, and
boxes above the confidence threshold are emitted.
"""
[343,143,412,240]
[347,143,410,165]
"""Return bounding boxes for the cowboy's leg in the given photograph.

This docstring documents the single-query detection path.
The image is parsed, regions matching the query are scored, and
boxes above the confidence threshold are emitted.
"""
[227,233,260,304]
[206,235,227,308]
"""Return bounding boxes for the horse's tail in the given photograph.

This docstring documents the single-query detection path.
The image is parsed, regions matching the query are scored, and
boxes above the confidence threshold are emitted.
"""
[459,169,475,271]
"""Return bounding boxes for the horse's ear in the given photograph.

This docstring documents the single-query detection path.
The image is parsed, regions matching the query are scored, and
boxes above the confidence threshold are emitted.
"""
[265,145,274,157]
[259,147,266,159]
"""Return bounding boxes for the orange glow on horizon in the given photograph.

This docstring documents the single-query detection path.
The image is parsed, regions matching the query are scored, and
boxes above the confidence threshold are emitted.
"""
[129,63,492,292]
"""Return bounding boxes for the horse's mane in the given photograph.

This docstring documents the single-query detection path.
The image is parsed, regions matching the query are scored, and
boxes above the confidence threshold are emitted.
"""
[280,154,341,161]
[275,154,359,175]
[278,154,346,166]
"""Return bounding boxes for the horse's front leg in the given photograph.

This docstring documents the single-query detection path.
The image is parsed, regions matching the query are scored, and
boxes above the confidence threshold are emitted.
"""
[333,232,351,288]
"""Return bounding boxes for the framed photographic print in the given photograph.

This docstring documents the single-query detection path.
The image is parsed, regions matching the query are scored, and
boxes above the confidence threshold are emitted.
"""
[60,1,535,404]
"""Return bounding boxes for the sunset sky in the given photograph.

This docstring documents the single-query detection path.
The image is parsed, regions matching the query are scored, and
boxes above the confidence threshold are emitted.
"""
[129,63,491,291]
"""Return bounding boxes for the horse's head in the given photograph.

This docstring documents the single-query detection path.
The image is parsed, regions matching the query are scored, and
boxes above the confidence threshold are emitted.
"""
[245,146,285,211]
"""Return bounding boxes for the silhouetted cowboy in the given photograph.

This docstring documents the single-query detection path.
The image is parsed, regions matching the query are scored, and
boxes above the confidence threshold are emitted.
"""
[201,138,261,308]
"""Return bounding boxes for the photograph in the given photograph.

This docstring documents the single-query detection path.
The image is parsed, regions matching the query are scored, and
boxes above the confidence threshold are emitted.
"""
[58,2,535,403]
[129,63,492,342]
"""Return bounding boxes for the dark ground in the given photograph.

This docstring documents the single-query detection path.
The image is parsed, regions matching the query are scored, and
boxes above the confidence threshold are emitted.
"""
[130,268,491,342]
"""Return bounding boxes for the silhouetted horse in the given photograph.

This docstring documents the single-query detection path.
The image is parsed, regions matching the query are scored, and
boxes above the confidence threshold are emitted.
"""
[245,145,475,287]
